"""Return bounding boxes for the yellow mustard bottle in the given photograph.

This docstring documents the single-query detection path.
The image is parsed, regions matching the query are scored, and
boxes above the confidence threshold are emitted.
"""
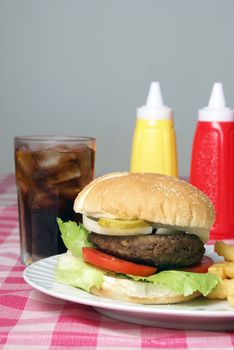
[130,82,178,176]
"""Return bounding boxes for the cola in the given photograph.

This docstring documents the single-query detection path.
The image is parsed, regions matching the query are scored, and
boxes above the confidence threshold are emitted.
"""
[14,136,95,264]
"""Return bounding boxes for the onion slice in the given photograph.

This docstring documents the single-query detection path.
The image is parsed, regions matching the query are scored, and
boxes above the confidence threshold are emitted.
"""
[83,215,153,235]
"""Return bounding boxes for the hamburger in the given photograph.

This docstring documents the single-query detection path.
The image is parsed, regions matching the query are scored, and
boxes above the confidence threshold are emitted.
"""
[55,172,219,304]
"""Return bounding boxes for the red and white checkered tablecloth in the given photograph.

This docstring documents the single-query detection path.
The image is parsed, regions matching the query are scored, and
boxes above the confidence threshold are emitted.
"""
[1,173,234,350]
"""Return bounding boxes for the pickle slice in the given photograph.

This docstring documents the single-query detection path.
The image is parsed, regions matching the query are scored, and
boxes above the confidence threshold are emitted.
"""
[98,218,149,229]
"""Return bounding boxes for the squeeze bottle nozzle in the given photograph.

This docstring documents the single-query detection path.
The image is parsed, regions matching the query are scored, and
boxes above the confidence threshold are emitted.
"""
[208,83,226,109]
[146,82,164,107]
[199,82,234,121]
[137,82,172,120]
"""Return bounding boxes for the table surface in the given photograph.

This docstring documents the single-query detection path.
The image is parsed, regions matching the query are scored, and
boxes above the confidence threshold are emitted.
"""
[1,173,234,350]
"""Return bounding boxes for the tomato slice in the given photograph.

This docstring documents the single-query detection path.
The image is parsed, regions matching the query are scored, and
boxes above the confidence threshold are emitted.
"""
[82,247,157,277]
[181,256,213,273]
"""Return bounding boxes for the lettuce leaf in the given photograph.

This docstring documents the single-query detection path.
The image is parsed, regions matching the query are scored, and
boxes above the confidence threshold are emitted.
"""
[56,219,104,292]
[129,270,219,296]
[55,253,104,292]
[57,218,92,257]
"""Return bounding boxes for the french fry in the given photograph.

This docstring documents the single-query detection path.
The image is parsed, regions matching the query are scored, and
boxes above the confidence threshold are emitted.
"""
[207,279,229,299]
[208,261,234,279]
[224,262,234,279]
[215,241,234,261]
[227,295,234,307]
[226,279,234,295]
[207,242,234,306]
[208,262,227,279]
[227,280,234,307]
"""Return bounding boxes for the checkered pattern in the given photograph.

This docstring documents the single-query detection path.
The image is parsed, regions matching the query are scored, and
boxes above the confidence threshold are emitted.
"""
[0,173,234,349]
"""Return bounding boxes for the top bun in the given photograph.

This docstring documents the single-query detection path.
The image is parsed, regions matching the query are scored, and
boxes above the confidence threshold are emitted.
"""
[74,172,215,235]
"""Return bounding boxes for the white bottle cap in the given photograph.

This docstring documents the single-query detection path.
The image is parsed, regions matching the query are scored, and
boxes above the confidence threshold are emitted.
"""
[199,83,234,122]
[137,82,172,120]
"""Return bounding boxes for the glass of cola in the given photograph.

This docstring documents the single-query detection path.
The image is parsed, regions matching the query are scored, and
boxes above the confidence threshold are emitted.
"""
[14,136,96,265]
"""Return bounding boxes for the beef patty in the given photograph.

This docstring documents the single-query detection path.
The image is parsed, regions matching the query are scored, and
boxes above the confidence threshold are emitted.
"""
[88,232,205,269]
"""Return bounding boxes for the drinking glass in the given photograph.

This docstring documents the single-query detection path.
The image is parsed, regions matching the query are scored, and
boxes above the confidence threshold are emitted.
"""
[14,135,96,265]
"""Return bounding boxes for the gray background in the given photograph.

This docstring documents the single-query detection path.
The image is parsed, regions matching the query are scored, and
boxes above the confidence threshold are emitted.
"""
[1,0,234,177]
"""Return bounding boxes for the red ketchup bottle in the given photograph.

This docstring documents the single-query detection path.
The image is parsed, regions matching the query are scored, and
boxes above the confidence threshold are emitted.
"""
[190,83,234,241]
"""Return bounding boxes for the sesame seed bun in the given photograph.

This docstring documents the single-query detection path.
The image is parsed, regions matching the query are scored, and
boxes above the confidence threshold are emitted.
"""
[74,172,215,243]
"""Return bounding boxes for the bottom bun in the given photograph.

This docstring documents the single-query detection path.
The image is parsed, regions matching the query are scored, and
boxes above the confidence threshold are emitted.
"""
[91,275,200,304]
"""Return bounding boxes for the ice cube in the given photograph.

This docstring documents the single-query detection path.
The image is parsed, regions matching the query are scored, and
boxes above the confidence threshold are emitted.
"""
[15,146,34,178]
[16,178,29,195]
[33,145,78,174]
[31,190,58,209]
[46,162,81,186]
[73,146,93,177]
[59,186,82,199]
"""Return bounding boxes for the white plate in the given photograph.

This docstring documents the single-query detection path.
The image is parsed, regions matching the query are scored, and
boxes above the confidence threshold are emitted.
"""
[23,246,234,331]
